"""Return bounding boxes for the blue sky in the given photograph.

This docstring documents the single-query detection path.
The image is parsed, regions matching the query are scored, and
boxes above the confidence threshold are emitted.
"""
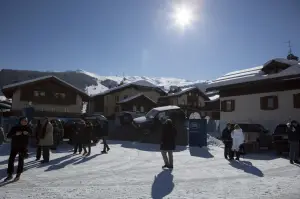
[0,0,299,81]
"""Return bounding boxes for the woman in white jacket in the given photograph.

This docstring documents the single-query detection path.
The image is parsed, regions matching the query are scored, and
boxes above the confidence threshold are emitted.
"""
[231,124,245,160]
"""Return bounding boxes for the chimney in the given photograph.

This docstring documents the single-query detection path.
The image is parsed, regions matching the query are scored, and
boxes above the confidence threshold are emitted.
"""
[287,53,299,61]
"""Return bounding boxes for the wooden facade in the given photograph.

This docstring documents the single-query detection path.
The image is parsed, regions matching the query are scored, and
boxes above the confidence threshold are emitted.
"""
[117,94,157,113]
[2,76,89,118]
[89,83,166,116]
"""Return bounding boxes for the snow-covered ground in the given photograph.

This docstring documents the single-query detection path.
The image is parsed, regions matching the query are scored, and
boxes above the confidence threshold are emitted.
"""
[0,141,300,199]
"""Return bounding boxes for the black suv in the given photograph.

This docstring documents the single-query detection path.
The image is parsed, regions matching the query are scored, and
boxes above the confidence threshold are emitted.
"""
[272,123,300,156]
[132,105,186,134]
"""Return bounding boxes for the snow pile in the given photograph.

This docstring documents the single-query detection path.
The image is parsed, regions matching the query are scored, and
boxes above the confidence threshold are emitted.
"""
[0,96,6,101]
[0,142,300,198]
[207,134,224,148]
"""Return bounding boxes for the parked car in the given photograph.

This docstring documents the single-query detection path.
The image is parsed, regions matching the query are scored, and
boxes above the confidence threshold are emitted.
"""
[119,111,145,125]
[272,124,300,156]
[132,105,186,134]
[237,123,272,153]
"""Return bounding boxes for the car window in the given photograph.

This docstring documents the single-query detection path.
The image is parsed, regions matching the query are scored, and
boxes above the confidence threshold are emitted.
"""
[239,124,262,132]
[274,125,287,134]
[156,111,166,120]
[145,109,159,119]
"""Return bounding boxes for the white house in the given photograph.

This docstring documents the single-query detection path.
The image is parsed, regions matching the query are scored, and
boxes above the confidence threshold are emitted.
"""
[206,56,300,132]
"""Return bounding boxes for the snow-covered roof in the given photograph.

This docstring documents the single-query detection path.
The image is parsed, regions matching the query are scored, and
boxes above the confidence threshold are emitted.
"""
[167,87,196,96]
[92,80,164,97]
[207,58,300,90]
[117,93,156,104]
[2,75,89,97]
[208,94,220,101]
[153,105,180,111]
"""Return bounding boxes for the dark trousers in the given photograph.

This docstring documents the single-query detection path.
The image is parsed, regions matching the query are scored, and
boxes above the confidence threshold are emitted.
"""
[233,151,240,159]
[102,136,109,151]
[36,146,50,162]
[224,142,233,159]
[83,143,91,154]
[74,143,82,153]
[7,148,25,175]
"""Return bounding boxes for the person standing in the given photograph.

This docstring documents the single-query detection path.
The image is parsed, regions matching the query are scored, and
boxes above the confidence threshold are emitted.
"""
[36,117,53,163]
[99,119,110,154]
[73,120,84,154]
[160,119,177,169]
[231,124,244,161]
[287,120,300,164]
[4,117,32,181]
[83,121,93,156]
[0,125,5,145]
[221,123,233,160]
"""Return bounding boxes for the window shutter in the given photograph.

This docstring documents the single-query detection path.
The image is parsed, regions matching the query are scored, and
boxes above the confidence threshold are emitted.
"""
[260,97,267,110]
[221,101,225,112]
[231,100,235,111]
[294,94,300,108]
[273,96,278,109]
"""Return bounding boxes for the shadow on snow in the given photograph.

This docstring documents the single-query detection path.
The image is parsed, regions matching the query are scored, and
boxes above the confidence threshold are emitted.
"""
[189,146,214,158]
[229,160,264,177]
[151,170,174,199]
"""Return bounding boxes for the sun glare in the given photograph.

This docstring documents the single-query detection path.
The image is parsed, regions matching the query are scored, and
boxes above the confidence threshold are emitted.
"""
[172,4,195,30]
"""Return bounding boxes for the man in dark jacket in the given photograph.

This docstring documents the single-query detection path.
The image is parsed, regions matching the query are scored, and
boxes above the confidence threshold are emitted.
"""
[96,120,110,154]
[73,120,85,154]
[288,120,300,164]
[160,119,177,169]
[221,123,233,160]
[4,117,32,181]
[82,121,93,156]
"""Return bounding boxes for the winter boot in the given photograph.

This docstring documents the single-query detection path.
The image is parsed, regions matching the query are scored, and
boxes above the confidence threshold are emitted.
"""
[14,174,21,181]
[162,165,168,169]
[4,174,13,182]
[167,165,173,169]
[294,160,300,164]
[101,151,107,154]
[40,160,49,164]
[290,160,294,164]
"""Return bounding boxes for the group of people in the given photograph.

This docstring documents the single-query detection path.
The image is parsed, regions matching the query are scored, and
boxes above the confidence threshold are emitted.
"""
[3,116,110,182]
[222,121,300,164]
[221,123,245,161]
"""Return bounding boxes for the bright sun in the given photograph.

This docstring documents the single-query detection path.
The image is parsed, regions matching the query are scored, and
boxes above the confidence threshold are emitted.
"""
[172,4,194,29]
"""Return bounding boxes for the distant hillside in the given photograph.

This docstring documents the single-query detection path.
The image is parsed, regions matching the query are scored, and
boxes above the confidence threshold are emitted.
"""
[0,69,209,97]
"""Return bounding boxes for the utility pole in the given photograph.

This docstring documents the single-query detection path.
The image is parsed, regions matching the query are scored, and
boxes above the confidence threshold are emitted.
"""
[286,40,292,55]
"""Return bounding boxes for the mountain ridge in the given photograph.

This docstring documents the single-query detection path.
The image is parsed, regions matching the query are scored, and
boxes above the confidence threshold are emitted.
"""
[0,69,209,97]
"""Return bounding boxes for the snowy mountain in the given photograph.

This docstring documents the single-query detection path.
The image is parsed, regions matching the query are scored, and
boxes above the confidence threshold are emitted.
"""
[0,69,209,98]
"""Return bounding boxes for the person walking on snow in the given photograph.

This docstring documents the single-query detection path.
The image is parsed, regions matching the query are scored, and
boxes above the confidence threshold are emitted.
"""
[231,124,244,161]
[160,119,177,169]
[287,120,300,164]
[97,120,110,154]
[36,117,53,163]
[221,123,233,160]
[4,117,32,181]
[73,120,85,154]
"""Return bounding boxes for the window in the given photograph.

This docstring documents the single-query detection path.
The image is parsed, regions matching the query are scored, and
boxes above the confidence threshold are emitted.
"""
[64,108,68,113]
[33,91,45,97]
[133,105,137,112]
[55,93,66,99]
[294,93,300,108]
[115,96,119,102]
[198,101,201,107]
[140,106,144,113]
[260,96,278,110]
[182,100,185,105]
[115,106,119,112]
[221,100,235,112]
[51,108,56,112]
[189,92,191,96]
